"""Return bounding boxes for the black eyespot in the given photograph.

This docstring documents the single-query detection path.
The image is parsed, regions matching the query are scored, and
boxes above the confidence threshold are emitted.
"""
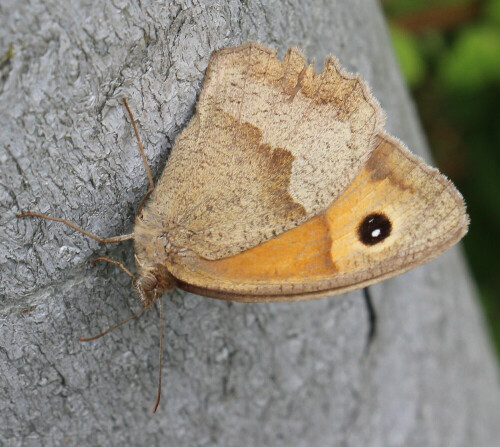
[358,213,392,246]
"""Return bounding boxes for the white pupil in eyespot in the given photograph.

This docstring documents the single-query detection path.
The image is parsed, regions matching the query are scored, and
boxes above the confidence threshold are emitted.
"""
[371,228,381,238]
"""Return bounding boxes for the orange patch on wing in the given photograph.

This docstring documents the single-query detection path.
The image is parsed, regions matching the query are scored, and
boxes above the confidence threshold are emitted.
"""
[193,214,336,282]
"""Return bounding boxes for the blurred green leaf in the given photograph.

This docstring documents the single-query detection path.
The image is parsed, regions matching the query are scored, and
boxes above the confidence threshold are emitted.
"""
[384,0,473,16]
[390,25,426,86]
[485,0,500,26]
[418,30,447,60]
[438,26,500,91]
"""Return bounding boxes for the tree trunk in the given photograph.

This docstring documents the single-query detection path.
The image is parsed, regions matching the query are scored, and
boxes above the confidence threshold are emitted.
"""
[1,0,499,445]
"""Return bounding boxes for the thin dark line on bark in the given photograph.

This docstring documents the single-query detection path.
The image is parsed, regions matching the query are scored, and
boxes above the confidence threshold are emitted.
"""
[363,287,376,352]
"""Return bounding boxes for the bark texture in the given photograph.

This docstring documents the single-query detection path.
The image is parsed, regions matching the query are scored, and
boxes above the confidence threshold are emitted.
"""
[1,0,499,445]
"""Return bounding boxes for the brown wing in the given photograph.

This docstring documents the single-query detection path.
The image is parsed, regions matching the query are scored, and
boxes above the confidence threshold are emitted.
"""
[166,133,468,302]
[136,42,384,263]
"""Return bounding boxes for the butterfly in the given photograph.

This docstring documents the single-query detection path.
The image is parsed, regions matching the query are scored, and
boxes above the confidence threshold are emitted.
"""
[17,41,468,411]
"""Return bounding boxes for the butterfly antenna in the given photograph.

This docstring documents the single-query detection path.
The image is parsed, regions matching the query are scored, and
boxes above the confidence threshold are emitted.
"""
[153,298,163,413]
[79,307,146,342]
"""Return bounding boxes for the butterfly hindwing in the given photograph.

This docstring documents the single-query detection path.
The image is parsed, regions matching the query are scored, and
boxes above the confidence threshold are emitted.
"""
[167,133,468,302]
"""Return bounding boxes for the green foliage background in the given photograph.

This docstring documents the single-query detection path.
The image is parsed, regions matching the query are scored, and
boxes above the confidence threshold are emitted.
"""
[384,0,500,360]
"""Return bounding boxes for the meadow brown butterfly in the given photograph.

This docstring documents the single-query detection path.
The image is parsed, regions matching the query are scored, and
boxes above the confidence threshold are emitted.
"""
[17,41,469,411]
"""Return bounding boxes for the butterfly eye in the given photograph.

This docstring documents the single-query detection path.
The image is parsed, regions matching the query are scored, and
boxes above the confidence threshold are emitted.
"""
[358,213,392,246]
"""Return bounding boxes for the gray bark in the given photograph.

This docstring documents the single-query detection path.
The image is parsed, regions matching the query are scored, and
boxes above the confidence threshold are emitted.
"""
[1,0,499,445]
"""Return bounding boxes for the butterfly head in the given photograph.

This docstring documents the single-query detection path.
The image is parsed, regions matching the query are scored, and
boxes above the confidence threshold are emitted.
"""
[133,263,176,308]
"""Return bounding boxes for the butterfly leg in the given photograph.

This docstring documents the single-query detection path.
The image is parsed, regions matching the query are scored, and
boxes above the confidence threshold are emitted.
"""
[122,98,155,216]
[16,212,134,243]
[363,287,377,350]
[92,256,134,278]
